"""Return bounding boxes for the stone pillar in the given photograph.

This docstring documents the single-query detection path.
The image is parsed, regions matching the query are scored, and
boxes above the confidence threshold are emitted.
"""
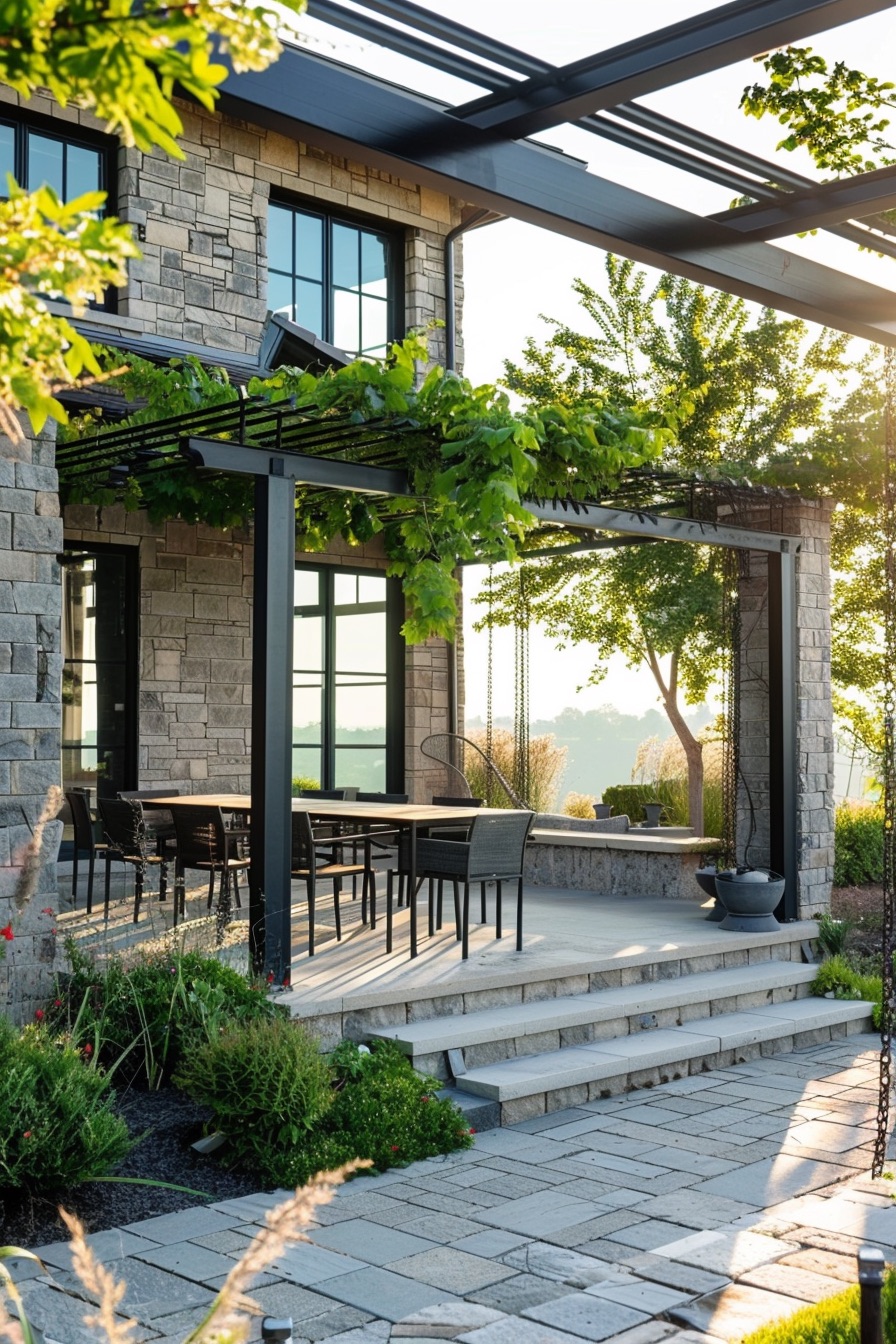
[734,496,834,918]
[0,423,63,1021]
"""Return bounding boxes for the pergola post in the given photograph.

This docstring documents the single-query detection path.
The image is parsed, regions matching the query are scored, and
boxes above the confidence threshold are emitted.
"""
[250,468,296,983]
[768,545,799,919]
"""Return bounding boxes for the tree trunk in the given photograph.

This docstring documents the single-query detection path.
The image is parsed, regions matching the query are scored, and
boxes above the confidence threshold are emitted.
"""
[645,648,705,835]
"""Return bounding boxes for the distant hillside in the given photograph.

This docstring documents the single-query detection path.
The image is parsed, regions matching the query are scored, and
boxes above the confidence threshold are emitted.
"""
[465,704,714,802]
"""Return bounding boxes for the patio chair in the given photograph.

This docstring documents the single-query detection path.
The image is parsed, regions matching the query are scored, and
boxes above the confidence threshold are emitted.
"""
[118,789,176,859]
[66,788,111,914]
[386,796,482,911]
[169,804,249,927]
[429,794,483,842]
[291,810,374,956]
[408,810,535,959]
[97,797,169,923]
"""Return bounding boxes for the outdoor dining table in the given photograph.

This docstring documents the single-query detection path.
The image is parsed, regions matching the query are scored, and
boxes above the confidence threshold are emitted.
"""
[144,795,496,957]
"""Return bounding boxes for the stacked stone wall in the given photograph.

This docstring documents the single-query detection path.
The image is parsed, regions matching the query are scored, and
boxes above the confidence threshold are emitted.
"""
[0,425,63,1020]
[730,496,835,918]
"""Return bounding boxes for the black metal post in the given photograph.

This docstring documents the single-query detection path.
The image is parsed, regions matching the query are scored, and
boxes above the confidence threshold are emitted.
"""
[262,1319,293,1343]
[767,544,798,919]
[858,1247,885,1344]
[250,468,296,984]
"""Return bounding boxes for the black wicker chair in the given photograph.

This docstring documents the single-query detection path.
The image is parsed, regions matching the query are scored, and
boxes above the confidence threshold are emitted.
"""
[169,804,249,927]
[66,789,110,913]
[406,811,535,959]
[97,797,169,923]
[291,810,374,956]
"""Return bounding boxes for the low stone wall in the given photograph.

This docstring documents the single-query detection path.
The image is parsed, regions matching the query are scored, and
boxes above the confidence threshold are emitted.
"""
[525,829,719,901]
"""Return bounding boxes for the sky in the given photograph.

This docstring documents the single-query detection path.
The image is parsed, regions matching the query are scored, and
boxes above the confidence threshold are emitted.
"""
[301,0,896,728]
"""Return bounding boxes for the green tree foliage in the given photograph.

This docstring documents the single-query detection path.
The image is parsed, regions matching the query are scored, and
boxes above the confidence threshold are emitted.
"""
[0,0,304,439]
[66,333,674,641]
[494,257,851,833]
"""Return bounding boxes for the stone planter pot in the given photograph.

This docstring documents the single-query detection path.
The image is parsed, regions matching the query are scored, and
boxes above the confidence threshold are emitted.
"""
[642,802,665,827]
[694,865,726,922]
[714,868,785,933]
[593,803,614,819]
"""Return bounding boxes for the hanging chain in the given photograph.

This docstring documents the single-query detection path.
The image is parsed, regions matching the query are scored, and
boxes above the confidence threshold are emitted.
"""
[720,547,742,870]
[874,348,896,1176]
[512,570,531,807]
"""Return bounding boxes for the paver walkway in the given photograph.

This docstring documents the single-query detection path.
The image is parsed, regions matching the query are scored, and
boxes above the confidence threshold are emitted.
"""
[15,1033,895,1344]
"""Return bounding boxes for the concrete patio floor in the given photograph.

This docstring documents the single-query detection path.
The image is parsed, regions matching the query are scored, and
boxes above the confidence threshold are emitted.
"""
[16,1033,892,1344]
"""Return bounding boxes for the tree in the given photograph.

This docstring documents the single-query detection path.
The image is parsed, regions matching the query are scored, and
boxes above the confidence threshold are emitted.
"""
[491,256,851,834]
[0,0,305,441]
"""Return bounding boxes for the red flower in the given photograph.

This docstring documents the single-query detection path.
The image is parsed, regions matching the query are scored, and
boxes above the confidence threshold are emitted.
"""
[421,1095,430,1103]
[41,907,54,917]
[23,1131,32,1139]
[83,1043,93,1056]
[266,971,275,984]
[0,924,13,941]
[34,1009,44,1021]
[469,1128,476,1135]
[54,999,62,1008]
[390,1145,400,1152]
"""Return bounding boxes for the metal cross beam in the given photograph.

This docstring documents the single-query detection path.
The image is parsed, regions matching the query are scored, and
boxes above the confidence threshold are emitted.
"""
[448,0,894,138]
[524,500,801,554]
[220,46,896,346]
[712,163,896,239]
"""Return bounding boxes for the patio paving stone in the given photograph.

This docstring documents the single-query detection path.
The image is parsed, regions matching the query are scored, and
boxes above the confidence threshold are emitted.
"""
[456,1315,585,1342]
[133,1240,238,1282]
[309,1219,438,1265]
[400,1212,485,1243]
[312,1265,459,1320]
[653,1229,791,1276]
[387,1247,517,1293]
[738,1260,849,1301]
[695,1154,858,1205]
[669,1283,809,1338]
[122,1206,243,1242]
[468,1190,607,1236]
[19,1281,156,1344]
[618,1253,730,1296]
[522,1289,651,1340]
[467,1272,579,1313]
[584,1278,696,1314]
[625,1191,760,1228]
[500,1242,633,1287]
[31,1228,158,1272]
[271,1242,370,1284]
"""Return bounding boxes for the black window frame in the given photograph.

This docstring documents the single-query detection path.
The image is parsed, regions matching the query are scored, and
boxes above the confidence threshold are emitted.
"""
[268,193,404,357]
[0,108,117,310]
[293,562,405,793]
[59,541,139,798]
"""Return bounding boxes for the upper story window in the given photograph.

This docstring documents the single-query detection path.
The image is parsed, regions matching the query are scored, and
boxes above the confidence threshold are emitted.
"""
[0,115,107,204]
[268,200,400,359]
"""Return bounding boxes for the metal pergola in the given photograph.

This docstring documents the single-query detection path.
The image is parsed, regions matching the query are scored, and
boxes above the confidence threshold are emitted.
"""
[57,404,801,981]
[216,0,896,347]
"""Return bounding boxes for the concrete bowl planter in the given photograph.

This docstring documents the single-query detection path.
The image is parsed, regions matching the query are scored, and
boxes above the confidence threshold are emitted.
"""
[694,865,726,922]
[714,868,785,933]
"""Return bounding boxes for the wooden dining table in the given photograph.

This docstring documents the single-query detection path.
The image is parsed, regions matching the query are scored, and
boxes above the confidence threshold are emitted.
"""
[145,795,499,957]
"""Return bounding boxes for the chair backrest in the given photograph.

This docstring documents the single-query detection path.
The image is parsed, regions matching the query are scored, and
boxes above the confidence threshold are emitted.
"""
[98,797,146,856]
[432,796,483,808]
[300,788,347,801]
[66,790,98,852]
[357,791,409,803]
[170,805,227,867]
[290,810,316,871]
[118,789,175,799]
[118,790,174,830]
[467,811,535,880]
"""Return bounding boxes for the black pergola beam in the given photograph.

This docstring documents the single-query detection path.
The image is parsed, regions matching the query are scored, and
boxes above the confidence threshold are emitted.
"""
[220,46,896,347]
[448,0,893,138]
[525,500,800,554]
[185,438,412,496]
[712,163,896,239]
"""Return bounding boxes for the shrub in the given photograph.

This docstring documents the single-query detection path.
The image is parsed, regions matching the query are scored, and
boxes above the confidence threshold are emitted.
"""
[176,1032,474,1187]
[51,947,285,1089]
[464,727,567,811]
[563,792,597,818]
[740,1268,896,1342]
[173,1016,335,1183]
[601,779,723,836]
[602,783,658,822]
[834,801,884,887]
[811,954,883,1026]
[0,1018,131,1192]
[814,911,853,958]
[292,775,320,795]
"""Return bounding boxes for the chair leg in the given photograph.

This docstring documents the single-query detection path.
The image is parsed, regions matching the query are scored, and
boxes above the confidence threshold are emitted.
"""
[174,863,183,928]
[72,849,79,905]
[307,875,316,956]
[367,861,376,930]
[453,879,461,940]
[333,877,342,942]
[207,870,215,911]
[428,878,436,938]
[159,860,167,904]
[516,875,524,951]
[496,879,502,940]
[233,867,242,908]
[103,853,112,920]
[480,882,487,923]
[436,878,443,931]
[461,880,470,960]
[133,864,144,923]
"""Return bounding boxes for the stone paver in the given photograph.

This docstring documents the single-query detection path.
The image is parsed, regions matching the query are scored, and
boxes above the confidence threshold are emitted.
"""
[19,1035,892,1344]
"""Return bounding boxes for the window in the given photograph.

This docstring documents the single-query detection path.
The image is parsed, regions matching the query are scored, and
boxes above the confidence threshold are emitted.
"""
[293,565,404,792]
[61,545,138,799]
[268,201,399,358]
[0,115,107,204]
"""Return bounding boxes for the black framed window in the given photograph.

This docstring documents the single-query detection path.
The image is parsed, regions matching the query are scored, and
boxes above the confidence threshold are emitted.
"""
[0,114,108,205]
[293,564,404,792]
[268,200,400,358]
[60,544,138,800]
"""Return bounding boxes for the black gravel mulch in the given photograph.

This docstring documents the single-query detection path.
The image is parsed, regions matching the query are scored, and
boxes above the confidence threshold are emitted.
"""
[0,1088,264,1250]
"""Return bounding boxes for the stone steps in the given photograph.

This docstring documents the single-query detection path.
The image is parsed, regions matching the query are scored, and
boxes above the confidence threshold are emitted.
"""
[370,963,820,1074]
[365,954,874,1127]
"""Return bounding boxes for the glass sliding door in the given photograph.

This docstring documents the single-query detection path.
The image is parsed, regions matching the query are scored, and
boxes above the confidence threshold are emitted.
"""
[60,545,138,799]
[292,564,403,792]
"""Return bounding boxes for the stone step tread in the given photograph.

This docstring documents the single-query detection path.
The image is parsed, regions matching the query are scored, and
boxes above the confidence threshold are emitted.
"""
[453,999,873,1102]
[370,963,818,1052]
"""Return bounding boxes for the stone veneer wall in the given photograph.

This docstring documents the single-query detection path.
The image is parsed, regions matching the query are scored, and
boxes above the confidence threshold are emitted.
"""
[63,505,452,802]
[731,496,835,918]
[0,425,63,1020]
